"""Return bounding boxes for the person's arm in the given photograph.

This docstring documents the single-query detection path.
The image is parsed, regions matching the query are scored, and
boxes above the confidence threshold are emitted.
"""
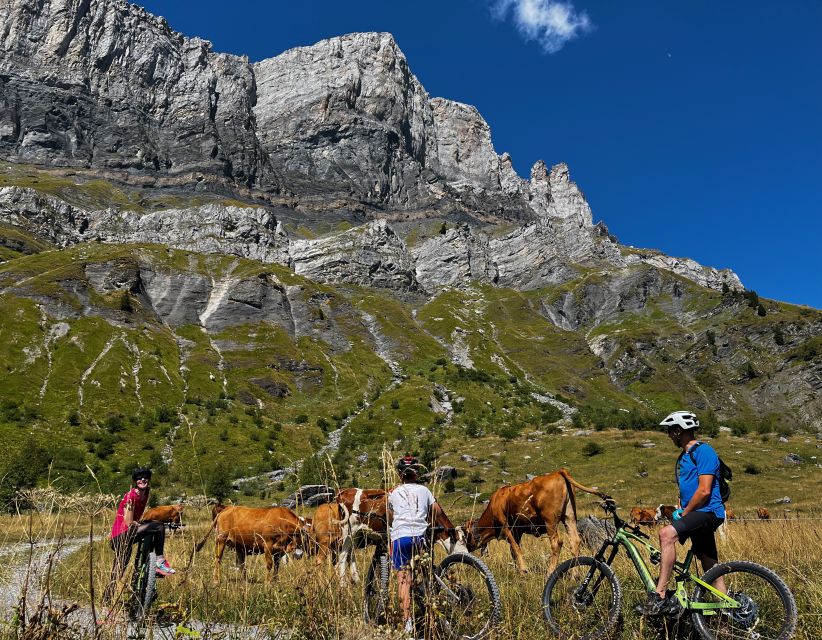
[682,475,713,515]
[123,495,135,528]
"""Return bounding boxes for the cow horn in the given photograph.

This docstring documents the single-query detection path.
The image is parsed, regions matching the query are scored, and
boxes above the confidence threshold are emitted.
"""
[332,503,350,526]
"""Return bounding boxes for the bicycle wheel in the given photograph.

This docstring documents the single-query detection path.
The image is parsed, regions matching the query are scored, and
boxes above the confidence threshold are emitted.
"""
[542,556,622,640]
[129,548,157,627]
[363,549,389,625]
[691,560,797,640]
[432,553,501,640]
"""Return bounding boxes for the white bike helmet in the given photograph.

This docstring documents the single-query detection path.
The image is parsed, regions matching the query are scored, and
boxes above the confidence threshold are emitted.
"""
[659,411,699,430]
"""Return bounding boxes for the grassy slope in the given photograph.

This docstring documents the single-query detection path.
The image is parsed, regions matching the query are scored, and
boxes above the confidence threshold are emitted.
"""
[0,237,819,505]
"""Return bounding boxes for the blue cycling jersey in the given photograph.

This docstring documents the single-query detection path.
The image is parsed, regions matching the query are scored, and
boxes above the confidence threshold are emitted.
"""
[678,441,725,520]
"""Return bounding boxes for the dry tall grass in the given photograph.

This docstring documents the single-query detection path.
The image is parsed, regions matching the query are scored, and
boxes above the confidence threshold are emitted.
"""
[2,500,820,639]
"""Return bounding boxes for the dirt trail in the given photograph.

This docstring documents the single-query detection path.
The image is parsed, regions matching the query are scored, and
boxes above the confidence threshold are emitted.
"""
[0,538,278,638]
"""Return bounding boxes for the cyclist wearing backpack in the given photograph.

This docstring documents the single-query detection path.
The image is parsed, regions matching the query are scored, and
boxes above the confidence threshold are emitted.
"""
[638,411,727,616]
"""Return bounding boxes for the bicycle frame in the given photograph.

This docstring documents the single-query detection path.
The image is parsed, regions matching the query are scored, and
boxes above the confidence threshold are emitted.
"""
[589,514,740,615]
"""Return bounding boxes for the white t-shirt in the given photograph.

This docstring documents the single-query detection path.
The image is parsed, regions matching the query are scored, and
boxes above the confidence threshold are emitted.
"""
[389,483,435,540]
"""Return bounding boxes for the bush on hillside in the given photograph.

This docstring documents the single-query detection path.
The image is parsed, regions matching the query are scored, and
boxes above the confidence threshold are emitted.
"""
[0,437,51,512]
[582,441,604,457]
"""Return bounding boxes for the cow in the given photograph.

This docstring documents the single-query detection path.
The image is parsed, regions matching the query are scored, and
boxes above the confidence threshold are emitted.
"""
[334,487,464,583]
[308,501,344,566]
[140,504,184,530]
[629,507,658,527]
[462,469,606,574]
[655,504,678,523]
[211,501,231,522]
[756,507,770,520]
[194,505,310,583]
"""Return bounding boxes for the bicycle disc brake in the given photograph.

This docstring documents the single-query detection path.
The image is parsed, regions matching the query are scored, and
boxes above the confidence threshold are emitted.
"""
[724,591,759,628]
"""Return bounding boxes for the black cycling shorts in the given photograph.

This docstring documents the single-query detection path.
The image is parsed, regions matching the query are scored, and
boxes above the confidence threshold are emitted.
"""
[672,511,723,562]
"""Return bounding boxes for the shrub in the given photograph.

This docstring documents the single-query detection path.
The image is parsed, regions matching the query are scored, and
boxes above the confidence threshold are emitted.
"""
[206,463,234,502]
[743,464,761,475]
[295,414,308,424]
[390,399,400,410]
[496,423,520,441]
[757,304,767,317]
[541,404,563,424]
[317,417,330,430]
[104,413,125,433]
[120,291,134,312]
[773,326,786,346]
[582,441,604,457]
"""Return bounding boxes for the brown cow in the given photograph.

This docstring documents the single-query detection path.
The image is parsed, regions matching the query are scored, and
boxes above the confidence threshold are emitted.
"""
[308,502,344,565]
[194,506,309,582]
[463,469,606,574]
[334,487,463,583]
[629,507,658,527]
[140,504,183,527]
[756,507,770,520]
[655,504,677,523]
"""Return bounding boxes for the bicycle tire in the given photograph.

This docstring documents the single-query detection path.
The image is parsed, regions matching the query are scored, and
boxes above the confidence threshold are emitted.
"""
[542,555,622,640]
[691,560,797,640]
[434,552,501,640]
[363,548,389,626]
[129,548,157,627]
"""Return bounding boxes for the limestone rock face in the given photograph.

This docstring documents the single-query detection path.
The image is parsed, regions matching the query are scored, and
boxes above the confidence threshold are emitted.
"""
[0,0,746,295]
[253,32,436,205]
[630,253,742,292]
[431,98,500,192]
[290,219,417,290]
[0,0,268,186]
[0,187,289,263]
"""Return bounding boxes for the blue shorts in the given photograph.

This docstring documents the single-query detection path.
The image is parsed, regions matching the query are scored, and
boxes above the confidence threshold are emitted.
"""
[390,535,426,570]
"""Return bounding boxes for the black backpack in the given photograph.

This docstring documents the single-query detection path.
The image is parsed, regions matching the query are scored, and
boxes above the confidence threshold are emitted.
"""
[675,442,732,503]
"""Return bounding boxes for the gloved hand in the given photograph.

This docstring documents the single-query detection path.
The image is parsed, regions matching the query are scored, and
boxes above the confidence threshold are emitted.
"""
[672,508,684,521]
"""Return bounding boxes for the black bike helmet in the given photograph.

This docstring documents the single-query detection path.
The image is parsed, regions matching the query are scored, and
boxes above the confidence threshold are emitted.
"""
[132,467,152,482]
[396,454,420,478]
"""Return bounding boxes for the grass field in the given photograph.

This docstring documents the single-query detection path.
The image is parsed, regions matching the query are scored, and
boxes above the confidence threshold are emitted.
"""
[2,485,820,640]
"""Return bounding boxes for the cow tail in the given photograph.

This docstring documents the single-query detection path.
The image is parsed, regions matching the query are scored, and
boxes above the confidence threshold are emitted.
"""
[562,474,578,524]
[193,518,217,553]
[558,468,606,499]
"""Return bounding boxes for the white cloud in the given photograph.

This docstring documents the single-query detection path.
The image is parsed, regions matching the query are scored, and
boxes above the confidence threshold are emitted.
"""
[491,0,593,53]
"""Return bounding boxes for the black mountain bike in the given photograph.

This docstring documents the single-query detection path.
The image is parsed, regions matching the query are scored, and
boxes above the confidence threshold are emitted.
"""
[364,540,501,640]
[127,531,158,628]
[541,498,797,640]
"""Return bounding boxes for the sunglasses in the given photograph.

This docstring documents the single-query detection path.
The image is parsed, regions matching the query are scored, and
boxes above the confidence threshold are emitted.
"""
[136,477,150,483]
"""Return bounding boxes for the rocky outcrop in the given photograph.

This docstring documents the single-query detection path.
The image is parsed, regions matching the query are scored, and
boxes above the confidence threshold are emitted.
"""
[0,0,269,187]
[0,186,289,262]
[290,219,417,290]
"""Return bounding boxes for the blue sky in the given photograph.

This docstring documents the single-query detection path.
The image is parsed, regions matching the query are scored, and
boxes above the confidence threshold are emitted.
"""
[135,1,822,308]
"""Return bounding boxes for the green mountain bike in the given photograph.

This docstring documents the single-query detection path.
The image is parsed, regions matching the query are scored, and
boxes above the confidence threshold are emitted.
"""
[542,498,797,640]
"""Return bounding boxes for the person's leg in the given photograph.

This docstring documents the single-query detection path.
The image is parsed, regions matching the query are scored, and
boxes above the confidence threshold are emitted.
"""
[692,523,726,594]
[655,524,679,598]
[392,537,415,632]
[135,521,175,573]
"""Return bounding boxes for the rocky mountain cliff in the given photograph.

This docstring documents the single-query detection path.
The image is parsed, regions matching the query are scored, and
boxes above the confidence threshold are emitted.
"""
[0,0,819,497]
[0,0,742,295]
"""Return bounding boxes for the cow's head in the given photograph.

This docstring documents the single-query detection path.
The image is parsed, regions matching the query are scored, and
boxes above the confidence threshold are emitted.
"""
[436,526,469,555]
[462,519,485,553]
